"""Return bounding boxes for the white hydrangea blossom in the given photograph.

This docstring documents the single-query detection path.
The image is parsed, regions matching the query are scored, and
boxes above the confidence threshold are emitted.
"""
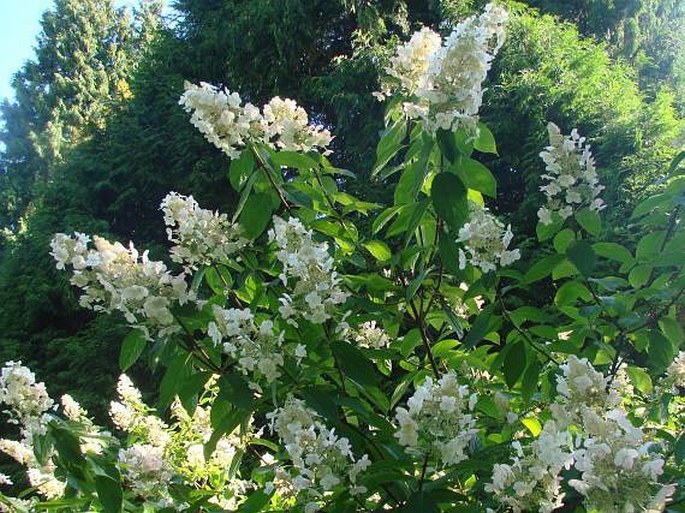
[208,305,296,386]
[385,27,442,96]
[110,374,171,448]
[118,444,174,500]
[50,232,195,340]
[570,408,674,513]
[484,423,574,513]
[179,82,331,160]
[268,216,350,326]
[550,355,622,429]
[382,4,507,135]
[0,361,53,437]
[0,362,65,499]
[665,351,685,390]
[262,96,333,153]
[457,202,520,273]
[161,192,247,271]
[488,357,675,513]
[537,123,605,225]
[352,321,390,349]
[267,397,370,508]
[394,372,478,466]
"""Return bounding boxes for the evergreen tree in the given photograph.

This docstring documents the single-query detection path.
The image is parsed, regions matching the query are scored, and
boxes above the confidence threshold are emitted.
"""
[0,0,160,237]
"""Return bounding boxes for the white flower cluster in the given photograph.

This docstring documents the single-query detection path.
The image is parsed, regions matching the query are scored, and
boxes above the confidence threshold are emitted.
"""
[486,423,574,513]
[457,202,520,273]
[394,372,478,466]
[268,216,349,326]
[118,444,174,500]
[0,361,53,437]
[537,122,605,225]
[110,374,171,448]
[487,356,675,513]
[50,232,195,340]
[570,408,676,513]
[208,305,303,386]
[352,320,391,350]
[382,4,507,135]
[179,82,332,159]
[161,192,246,271]
[267,397,370,510]
[0,362,65,499]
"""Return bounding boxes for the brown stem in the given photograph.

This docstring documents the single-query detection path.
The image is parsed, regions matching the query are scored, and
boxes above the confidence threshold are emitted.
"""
[409,299,440,378]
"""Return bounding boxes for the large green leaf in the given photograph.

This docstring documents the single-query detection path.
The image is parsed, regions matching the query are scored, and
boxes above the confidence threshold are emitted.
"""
[430,172,468,232]
[119,330,146,372]
[566,240,596,277]
[372,118,407,176]
[575,208,601,236]
[95,476,123,513]
[503,340,527,388]
[239,192,274,239]
[452,157,497,197]
[473,122,497,154]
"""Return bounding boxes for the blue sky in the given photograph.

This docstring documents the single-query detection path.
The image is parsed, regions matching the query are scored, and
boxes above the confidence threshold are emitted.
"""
[0,1,149,103]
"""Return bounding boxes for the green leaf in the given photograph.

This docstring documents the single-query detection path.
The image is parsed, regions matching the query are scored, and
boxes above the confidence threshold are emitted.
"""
[648,330,674,373]
[431,172,468,231]
[473,122,497,154]
[239,192,274,239]
[521,358,540,402]
[237,491,272,512]
[463,306,495,349]
[228,150,255,192]
[159,352,191,409]
[554,281,592,306]
[523,254,566,284]
[566,240,596,277]
[95,476,123,513]
[592,242,633,264]
[218,373,255,411]
[364,240,392,262]
[270,151,317,170]
[372,205,404,235]
[331,340,380,388]
[372,118,406,176]
[521,417,542,437]
[668,150,685,176]
[394,162,425,205]
[440,299,464,339]
[438,233,461,274]
[400,491,438,513]
[119,330,146,372]
[659,317,684,346]
[675,431,685,465]
[625,366,653,394]
[452,157,497,197]
[628,264,651,288]
[503,340,527,388]
[536,214,564,241]
[575,208,601,236]
[553,229,575,254]
[436,128,458,163]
